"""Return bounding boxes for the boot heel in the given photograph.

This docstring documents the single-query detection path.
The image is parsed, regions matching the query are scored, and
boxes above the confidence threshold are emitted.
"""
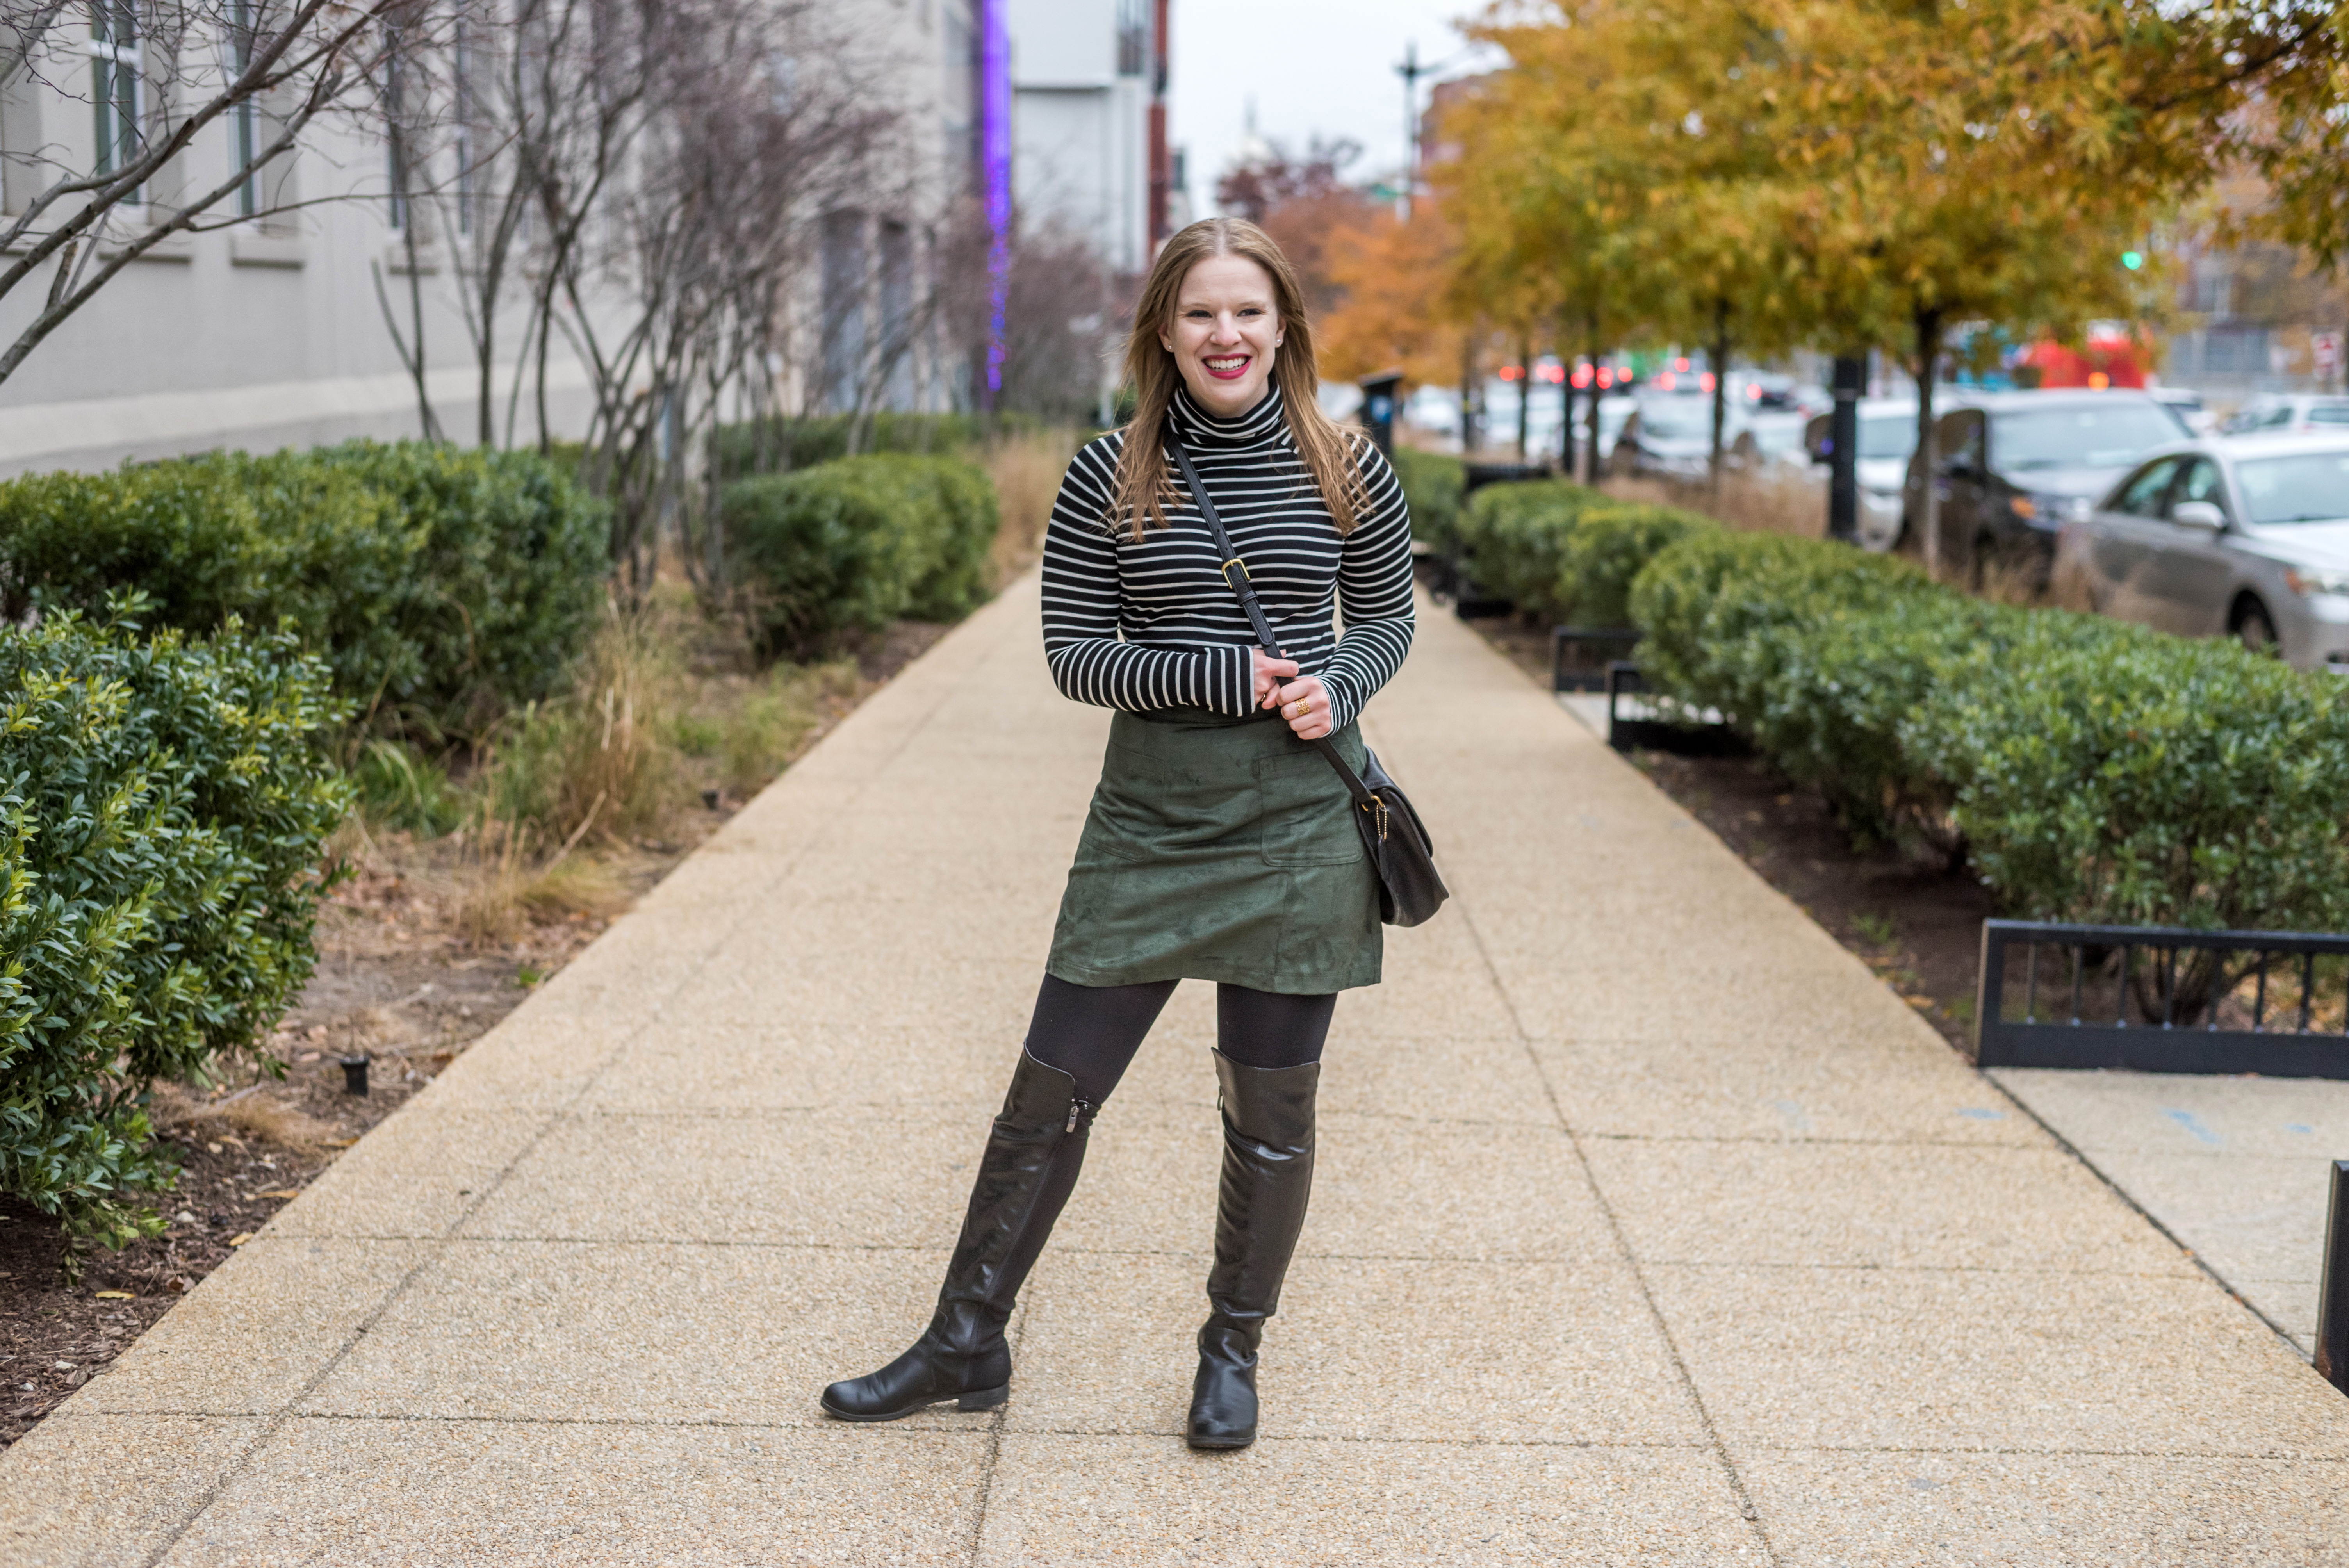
[957,1383,1009,1412]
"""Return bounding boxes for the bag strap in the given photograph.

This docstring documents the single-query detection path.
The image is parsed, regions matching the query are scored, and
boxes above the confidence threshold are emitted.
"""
[1162,421,1378,810]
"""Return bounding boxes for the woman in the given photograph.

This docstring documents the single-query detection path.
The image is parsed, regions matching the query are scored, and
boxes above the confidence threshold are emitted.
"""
[821,216,1414,1450]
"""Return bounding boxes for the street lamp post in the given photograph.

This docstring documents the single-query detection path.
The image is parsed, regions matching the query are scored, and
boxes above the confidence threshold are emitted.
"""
[1394,42,1427,222]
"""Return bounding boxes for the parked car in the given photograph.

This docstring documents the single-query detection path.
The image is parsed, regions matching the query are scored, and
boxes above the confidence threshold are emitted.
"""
[2150,385,2219,435]
[1567,393,1636,469]
[1726,410,1811,470]
[1804,398,1934,552]
[1611,396,1804,480]
[2221,394,2349,435]
[1609,396,1719,479]
[2053,431,2349,668]
[1903,389,2192,580]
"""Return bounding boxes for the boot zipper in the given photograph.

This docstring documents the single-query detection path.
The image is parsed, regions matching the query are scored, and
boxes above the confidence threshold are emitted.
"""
[1066,1099,1093,1133]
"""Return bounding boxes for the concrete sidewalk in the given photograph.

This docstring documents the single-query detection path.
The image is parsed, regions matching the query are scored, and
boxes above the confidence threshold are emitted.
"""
[6,572,2347,1565]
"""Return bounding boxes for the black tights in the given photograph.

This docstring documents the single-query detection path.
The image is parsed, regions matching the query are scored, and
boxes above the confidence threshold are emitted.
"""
[1021,974,1336,1107]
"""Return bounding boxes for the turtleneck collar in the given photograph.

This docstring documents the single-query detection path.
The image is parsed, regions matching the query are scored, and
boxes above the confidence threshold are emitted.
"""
[1169,378,1289,451]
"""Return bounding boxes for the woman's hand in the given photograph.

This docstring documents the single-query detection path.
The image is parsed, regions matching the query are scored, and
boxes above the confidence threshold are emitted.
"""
[1251,647,1300,710]
[1269,674,1333,740]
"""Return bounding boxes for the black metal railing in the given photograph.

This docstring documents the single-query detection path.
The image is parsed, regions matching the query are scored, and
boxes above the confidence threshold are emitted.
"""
[1602,663,1742,755]
[1552,626,1638,692]
[1975,919,2349,1077]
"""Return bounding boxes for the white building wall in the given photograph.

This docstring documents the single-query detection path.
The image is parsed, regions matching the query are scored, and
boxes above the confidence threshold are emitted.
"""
[0,0,983,477]
[1006,0,1150,274]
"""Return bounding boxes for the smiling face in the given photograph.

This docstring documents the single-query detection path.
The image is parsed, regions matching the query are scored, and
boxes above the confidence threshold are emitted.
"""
[1159,253,1283,418]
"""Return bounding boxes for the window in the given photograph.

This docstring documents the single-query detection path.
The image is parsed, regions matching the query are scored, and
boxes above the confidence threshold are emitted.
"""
[384,42,408,230]
[90,1,141,192]
[453,19,473,235]
[2172,458,2228,520]
[2238,453,2349,526]
[1991,404,2182,471]
[1856,415,1916,462]
[2310,405,2349,428]
[819,210,866,413]
[2112,458,2180,518]
[1116,0,1147,76]
[229,0,257,215]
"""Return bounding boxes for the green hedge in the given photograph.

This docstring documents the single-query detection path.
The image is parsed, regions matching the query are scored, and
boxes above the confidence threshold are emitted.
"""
[1390,448,1464,554]
[1453,478,1714,625]
[710,412,1043,481]
[724,453,1000,659]
[1627,531,2349,933]
[0,602,349,1247]
[0,441,608,742]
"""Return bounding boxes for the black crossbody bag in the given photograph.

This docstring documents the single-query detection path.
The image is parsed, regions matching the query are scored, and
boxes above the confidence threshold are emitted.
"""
[1162,424,1448,928]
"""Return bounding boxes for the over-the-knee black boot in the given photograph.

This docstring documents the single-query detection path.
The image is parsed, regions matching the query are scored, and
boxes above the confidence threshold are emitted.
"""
[822,1052,1095,1421]
[1187,1051,1318,1450]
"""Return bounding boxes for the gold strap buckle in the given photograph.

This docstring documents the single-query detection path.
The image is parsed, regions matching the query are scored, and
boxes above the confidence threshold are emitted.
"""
[1221,557,1250,582]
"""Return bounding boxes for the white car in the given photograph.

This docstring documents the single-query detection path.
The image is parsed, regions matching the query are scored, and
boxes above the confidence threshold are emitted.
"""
[2221,394,2349,436]
[2054,431,2349,669]
[1803,397,1939,551]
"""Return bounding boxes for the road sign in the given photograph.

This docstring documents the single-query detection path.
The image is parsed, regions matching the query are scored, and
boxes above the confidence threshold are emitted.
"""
[2315,331,2344,380]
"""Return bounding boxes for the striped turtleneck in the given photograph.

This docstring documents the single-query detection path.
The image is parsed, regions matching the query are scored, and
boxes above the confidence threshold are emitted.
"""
[1039,381,1415,731]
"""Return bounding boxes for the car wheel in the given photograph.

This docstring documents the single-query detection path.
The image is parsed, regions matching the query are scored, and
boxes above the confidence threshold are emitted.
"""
[2233,600,2281,657]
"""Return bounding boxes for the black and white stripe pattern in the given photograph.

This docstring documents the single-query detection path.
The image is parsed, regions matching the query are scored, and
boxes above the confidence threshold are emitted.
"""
[1041,381,1415,730]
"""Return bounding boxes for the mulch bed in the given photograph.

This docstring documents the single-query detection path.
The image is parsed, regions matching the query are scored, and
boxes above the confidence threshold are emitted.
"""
[0,620,949,1451]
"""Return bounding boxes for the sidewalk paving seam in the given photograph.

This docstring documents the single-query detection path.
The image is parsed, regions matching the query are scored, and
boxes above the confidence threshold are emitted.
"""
[1972,1055,2312,1360]
[126,609,1022,1568]
[1453,898,1786,1564]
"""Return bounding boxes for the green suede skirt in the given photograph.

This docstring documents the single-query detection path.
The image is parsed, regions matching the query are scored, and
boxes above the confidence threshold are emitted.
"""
[1046,708,1382,995]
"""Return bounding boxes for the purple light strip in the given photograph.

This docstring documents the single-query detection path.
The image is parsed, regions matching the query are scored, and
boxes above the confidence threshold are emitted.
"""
[980,0,1011,408]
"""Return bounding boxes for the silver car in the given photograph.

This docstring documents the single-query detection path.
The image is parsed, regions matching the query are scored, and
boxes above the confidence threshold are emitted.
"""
[2055,432,2349,669]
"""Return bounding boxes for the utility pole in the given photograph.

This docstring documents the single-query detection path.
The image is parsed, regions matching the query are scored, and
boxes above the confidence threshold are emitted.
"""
[1395,41,1427,221]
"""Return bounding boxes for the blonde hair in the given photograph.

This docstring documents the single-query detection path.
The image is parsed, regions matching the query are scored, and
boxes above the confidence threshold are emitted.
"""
[1110,217,1370,543]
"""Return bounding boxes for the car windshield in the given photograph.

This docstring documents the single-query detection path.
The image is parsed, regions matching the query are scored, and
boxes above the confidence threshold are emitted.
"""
[1638,405,1711,441]
[1857,416,1915,460]
[2237,451,2349,525]
[1993,403,2184,470]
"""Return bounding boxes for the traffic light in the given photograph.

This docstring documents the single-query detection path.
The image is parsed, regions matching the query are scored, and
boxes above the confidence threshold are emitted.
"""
[2121,250,2145,271]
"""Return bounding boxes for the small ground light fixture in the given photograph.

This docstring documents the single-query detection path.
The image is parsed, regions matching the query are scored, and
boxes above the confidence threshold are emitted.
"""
[340,1055,370,1096]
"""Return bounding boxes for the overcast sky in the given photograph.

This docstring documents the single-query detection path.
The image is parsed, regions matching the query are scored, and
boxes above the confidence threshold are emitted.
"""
[1169,0,1504,212]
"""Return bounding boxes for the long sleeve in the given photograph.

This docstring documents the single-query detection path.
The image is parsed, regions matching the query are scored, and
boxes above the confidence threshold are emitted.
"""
[1316,444,1416,731]
[1040,435,1255,718]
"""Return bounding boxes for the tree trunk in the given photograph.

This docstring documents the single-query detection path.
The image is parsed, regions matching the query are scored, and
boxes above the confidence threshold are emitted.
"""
[1584,314,1603,484]
[1559,318,1578,478]
[1707,299,1731,496]
[1515,331,1533,460]
[1459,332,1478,457]
[1913,306,1946,579]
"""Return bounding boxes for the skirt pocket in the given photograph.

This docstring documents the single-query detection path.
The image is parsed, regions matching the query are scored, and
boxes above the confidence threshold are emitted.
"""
[1085,741,1258,863]
[1253,750,1365,868]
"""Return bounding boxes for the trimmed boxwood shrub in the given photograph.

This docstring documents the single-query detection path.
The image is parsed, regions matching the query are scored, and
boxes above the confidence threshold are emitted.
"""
[0,441,608,742]
[1390,447,1465,554]
[1557,502,1712,629]
[724,453,1000,659]
[709,411,1043,481]
[1626,529,2349,935]
[0,601,349,1247]
[1454,478,1715,626]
